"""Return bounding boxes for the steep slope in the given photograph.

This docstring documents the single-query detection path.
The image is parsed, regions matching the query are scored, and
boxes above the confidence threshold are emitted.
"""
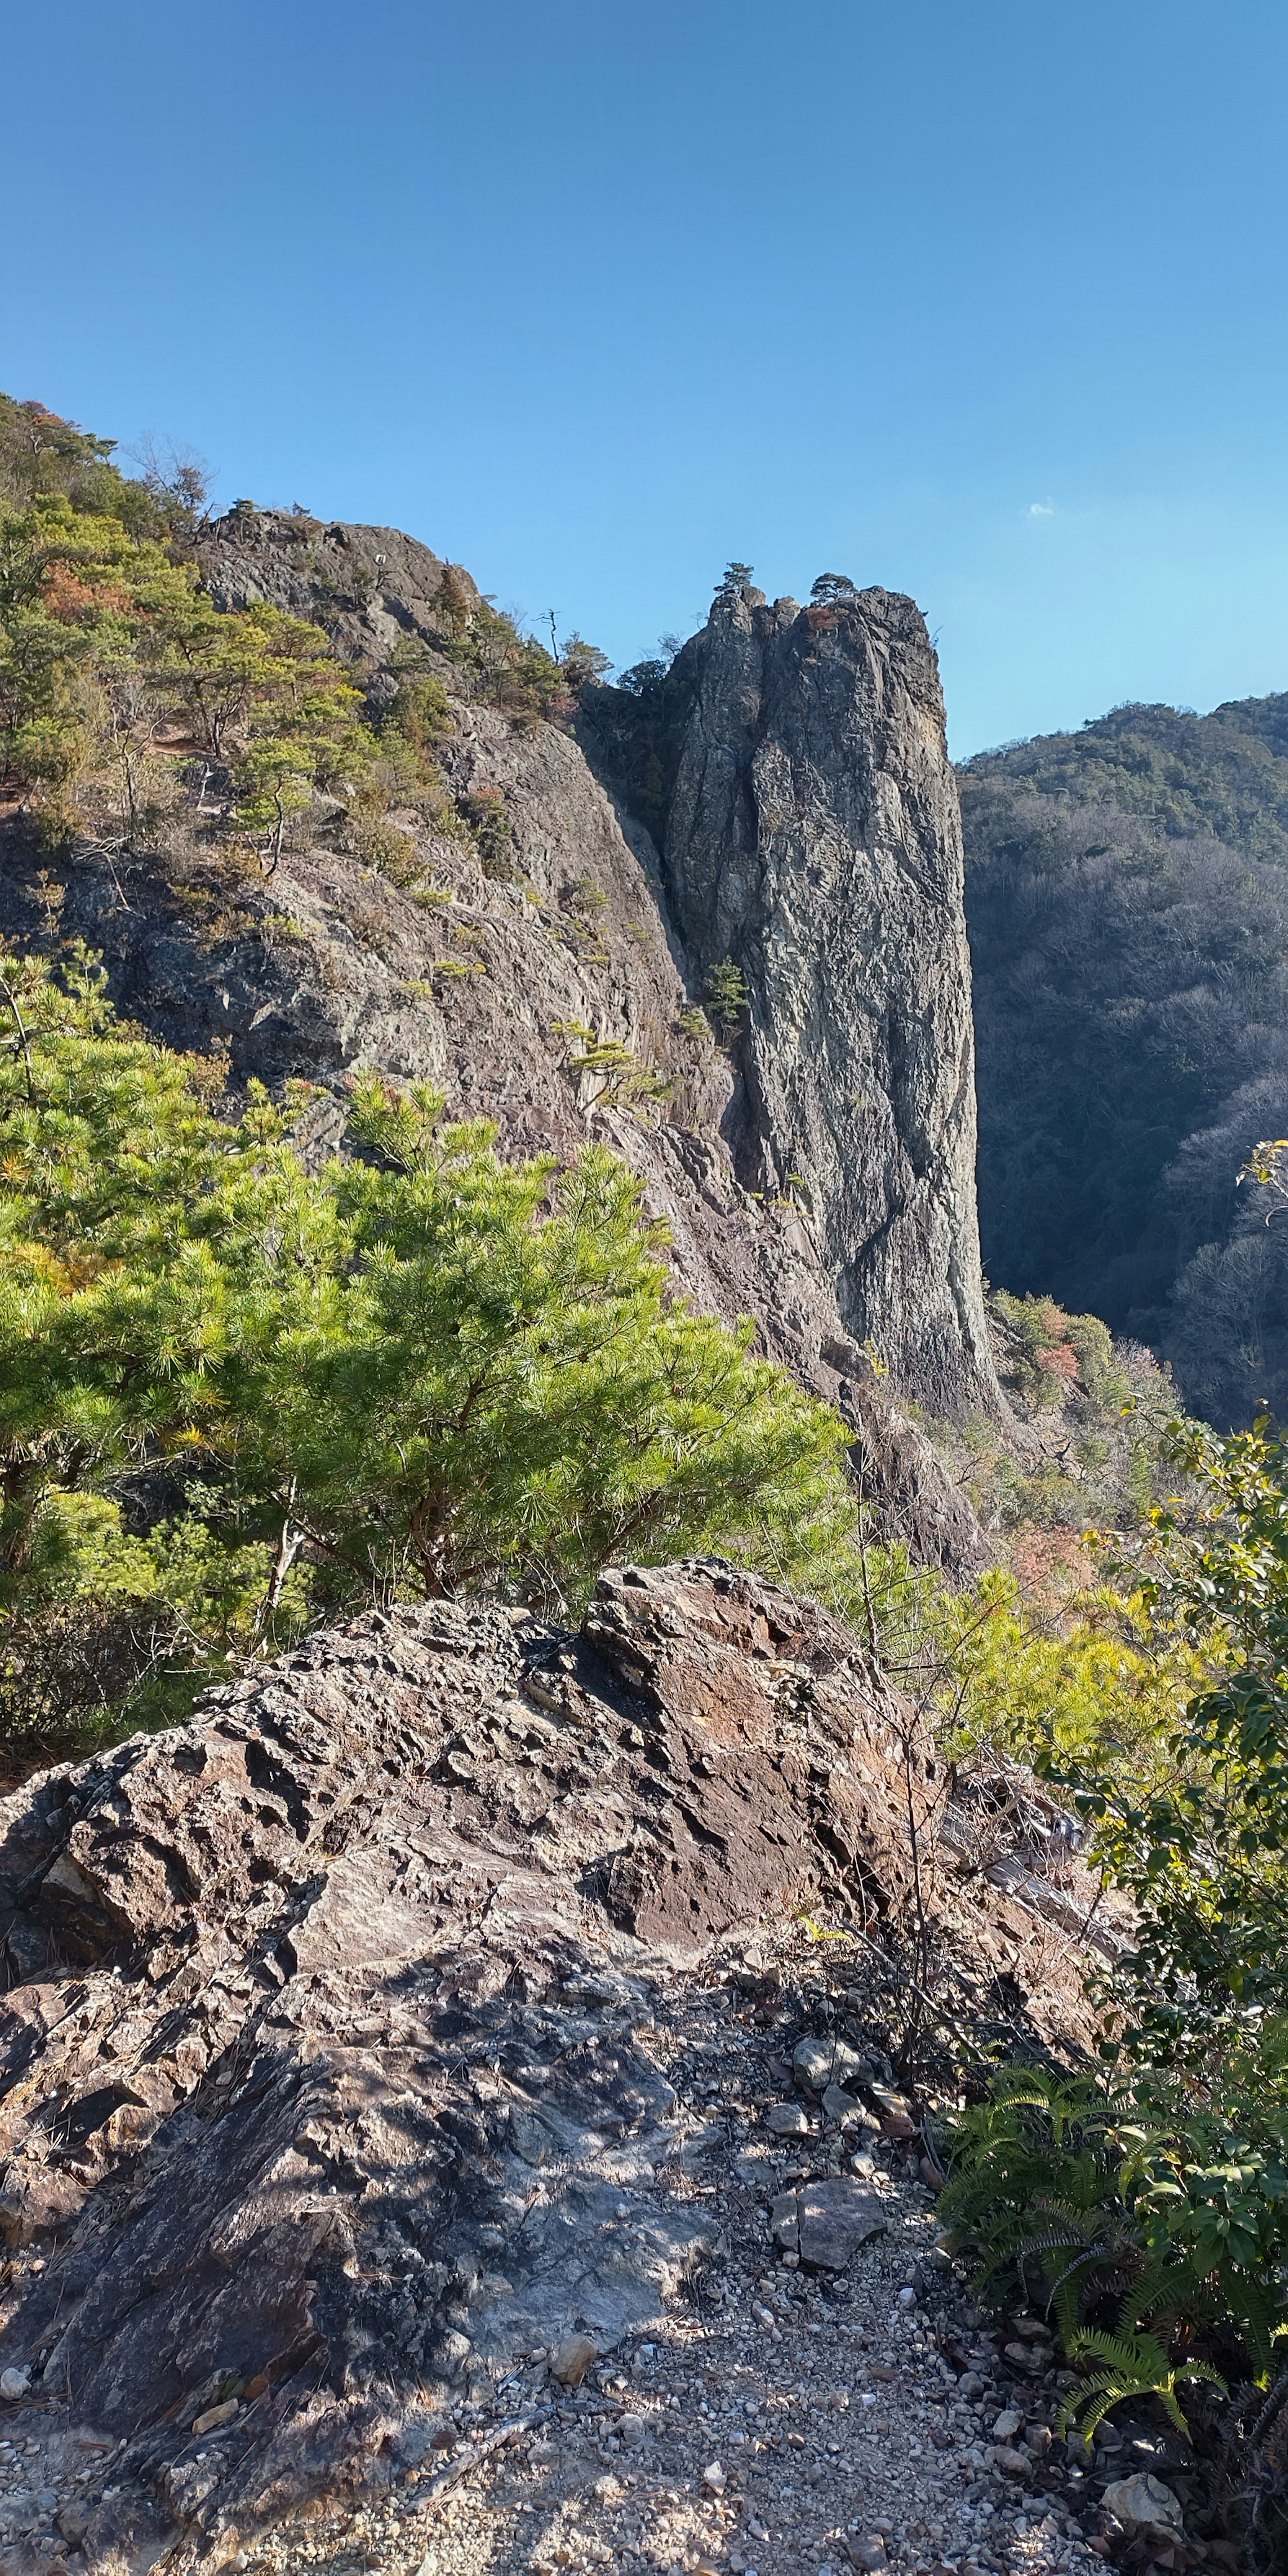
[588,583,998,1419]
[0,500,998,1560]
[203,527,999,1423]
[961,699,1288,1426]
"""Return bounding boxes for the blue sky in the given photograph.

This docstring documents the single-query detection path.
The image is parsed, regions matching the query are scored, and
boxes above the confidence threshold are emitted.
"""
[6,0,1287,755]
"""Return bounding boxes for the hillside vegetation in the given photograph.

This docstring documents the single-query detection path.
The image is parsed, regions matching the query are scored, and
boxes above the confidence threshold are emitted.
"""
[5,398,1288,2545]
[962,697,1288,1428]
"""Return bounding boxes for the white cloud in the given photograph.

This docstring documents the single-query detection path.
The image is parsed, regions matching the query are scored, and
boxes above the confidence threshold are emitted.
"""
[1025,499,1056,517]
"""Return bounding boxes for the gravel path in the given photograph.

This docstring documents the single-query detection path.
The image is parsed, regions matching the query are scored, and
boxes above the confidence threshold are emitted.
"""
[0,1936,1194,2576]
[234,1948,1132,2576]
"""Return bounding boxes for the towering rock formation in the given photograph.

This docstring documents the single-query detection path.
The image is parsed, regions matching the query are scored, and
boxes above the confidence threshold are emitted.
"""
[653,582,998,1417]
[0,516,997,1564]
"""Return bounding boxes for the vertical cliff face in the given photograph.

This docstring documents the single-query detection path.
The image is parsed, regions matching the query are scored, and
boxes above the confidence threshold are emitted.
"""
[0,508,995,1564]
[654,583,999,1417]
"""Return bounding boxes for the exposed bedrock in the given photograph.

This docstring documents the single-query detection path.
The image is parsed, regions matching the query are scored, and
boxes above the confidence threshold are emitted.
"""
[0,515,996,1559]
[0,1564,936,2564]
[655,585,1001,1418]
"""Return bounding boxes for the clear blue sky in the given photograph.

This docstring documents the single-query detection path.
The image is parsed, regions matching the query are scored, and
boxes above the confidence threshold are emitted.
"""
[6,0,1287,755]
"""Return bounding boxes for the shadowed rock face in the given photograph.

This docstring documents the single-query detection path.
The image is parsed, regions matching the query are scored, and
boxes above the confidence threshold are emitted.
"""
[659,586,1000,1417]
[0,1564,932,2562]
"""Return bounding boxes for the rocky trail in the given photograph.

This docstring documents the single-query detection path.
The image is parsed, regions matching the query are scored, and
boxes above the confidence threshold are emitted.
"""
[0,1566,1205,2576]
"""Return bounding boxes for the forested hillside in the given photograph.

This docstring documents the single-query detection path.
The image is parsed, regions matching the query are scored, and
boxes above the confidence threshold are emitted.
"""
[962,697,1288,1426]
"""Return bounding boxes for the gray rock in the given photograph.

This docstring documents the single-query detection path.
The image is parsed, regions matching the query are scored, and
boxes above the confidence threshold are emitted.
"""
[771,2179,887,2269]
[821,2083,869,2129]
[793,2035,867,2095]
[0,1561,943,2566]
[766,2101,810,2137]
[0,2371,28,2402]
[658,581,1002,1418]
[1101,2472,1184,2535]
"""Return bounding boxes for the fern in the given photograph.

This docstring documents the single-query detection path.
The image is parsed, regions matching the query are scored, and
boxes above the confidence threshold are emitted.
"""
[1058,2327,1227,2442]
[942,2060,1267,2440]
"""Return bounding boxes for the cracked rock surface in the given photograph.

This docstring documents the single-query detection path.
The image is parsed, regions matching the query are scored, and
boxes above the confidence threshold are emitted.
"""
[0,1562,1168,2576]
[0,1562,941,2569]
[651,583,1001,1419]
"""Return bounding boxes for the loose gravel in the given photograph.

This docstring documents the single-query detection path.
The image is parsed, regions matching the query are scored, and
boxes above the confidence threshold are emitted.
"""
[0,1936,1198,2576]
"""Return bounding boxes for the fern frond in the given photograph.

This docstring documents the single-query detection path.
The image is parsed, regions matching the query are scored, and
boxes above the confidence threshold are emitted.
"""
[1069,2327,1170,2378]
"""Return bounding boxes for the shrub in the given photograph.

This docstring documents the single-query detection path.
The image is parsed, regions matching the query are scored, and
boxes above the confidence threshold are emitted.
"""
[0,947,856,1761]
[703,956,750,1036]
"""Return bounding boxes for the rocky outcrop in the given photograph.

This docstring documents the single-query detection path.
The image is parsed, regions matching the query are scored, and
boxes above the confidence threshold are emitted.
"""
[0,1561,1107,2569]
[193,515,998,1422]
[0,1567,911,2555]
[647,585,999,1417]
[199,513,478,688]
[0,514,996,1565]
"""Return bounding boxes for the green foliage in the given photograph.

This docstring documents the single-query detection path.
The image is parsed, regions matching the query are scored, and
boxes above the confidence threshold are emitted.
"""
[379,672,450,766]
[0,492,377,858]
[940,2065,1273,2440]
[848,1536,1198,1796]
[1080,1417,1288,2053]
[441,591,608,724]
[961,695,1288,1427]
[942,1420,1288,2444]
[560,633,612,688]
[0,949,856,1762]
[457,787,514,874]
[0,395,174,538]
[992,1291,1125,1413]
[1060,2328,1227,2443]
[553,1021,675,1117]
[703,956,750,1036]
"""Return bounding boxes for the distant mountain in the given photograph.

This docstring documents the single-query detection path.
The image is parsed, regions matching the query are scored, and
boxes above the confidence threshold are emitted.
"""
[961,697,1288,1426]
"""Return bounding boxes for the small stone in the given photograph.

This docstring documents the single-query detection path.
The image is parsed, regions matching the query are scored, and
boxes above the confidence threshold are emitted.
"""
[782,2177,888,2269]
[821,2084,865,2128]
[793,2036,866,2095]
[994,2445,1030,2478]
[845,2540,888,2572]
[0,2372,29,2403]
[551,2333,599,2387]
[1100,2473,1184,2536]
[700,2459,727,2493]
[897,2286,917,2309]
[617,2414,646,2447]
[192,2399,238,2433]
[992,2411,1023,2442]
[767,2102,810,2137]
[868,2084,912,2117]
